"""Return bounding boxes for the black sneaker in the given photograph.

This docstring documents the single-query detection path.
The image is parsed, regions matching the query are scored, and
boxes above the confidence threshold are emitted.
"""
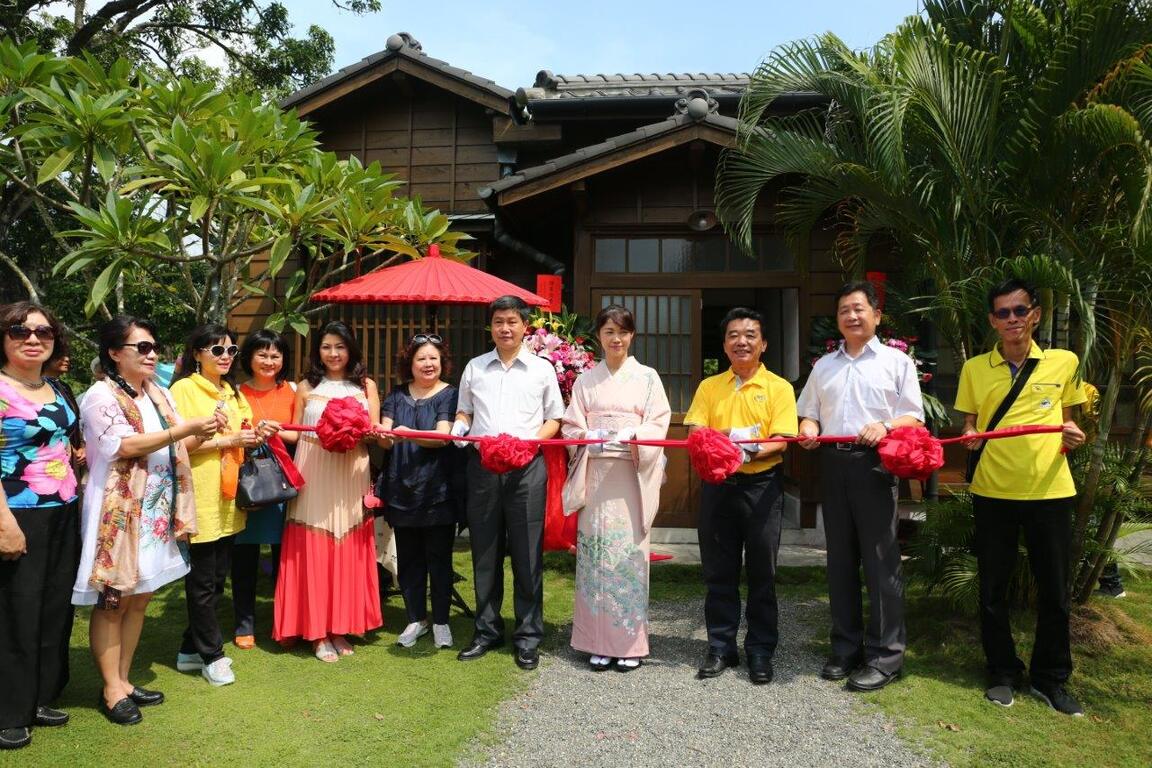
[0,727,31,750]
[984,684,1014,707]
[1031,682,1084,716]
[1095,583,1127,598]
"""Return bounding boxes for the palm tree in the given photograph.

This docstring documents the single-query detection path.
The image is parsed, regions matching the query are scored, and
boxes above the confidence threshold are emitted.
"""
[717,0,1152,603]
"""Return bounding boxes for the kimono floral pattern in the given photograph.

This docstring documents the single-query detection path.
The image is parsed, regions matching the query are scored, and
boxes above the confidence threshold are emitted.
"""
[575,494,648,637]
[0,379,77,508]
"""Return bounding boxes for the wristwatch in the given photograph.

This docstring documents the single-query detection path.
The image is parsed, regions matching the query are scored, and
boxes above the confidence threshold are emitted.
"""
[881,421,893,433]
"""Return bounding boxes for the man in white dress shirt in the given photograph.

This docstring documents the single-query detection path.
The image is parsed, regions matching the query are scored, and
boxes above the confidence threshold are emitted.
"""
[453,296,564,670]
[796,281,924,691]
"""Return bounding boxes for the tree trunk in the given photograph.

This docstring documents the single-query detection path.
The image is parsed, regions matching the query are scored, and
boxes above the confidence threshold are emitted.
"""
[1069,364,1121,585]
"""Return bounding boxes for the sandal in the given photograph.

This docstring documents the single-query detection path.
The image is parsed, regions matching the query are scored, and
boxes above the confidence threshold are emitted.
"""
[589,655,613,671]
[616,658,642,672]
[313,639,339,663]
[330,635,355,656]
[234,635,255,650]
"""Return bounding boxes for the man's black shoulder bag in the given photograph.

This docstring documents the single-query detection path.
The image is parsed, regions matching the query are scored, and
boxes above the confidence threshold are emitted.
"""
[965,357,1039,483]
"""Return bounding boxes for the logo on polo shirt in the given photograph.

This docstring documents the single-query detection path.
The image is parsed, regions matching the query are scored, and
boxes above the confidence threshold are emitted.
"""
[753,394,767,403]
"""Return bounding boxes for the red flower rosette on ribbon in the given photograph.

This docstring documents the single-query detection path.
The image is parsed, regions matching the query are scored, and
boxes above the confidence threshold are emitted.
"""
[877,426,944,481]
[687,427,745,484]
[315,396,372,453]
[478,434,539,474]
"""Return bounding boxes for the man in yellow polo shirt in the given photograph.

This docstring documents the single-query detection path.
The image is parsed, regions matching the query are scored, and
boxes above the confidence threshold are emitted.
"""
[956,279,1087,716]
[684,307,797,685]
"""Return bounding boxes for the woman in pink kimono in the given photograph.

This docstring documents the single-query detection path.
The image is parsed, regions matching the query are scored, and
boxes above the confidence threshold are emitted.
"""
[561,305,671,671]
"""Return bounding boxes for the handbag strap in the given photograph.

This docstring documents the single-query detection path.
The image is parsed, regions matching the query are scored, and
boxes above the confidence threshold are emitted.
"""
[985,356,1039,433]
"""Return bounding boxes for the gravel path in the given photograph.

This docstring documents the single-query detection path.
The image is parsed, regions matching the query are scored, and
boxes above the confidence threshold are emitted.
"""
[461,597,942,768]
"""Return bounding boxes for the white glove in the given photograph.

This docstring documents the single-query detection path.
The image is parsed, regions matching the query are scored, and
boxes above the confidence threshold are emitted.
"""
[451,420,470,448]
[603,426,636,451]
[585,428,612,454]
[729,425,763,457]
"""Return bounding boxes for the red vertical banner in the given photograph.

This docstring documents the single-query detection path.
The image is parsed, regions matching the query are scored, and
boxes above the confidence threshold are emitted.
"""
[865,271,887,310]
[536,274,562,312]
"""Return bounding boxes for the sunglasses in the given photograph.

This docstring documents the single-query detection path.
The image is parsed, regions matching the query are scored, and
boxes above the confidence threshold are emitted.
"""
[200,344,239,358]
[991,305,1035,320]
[6,324,56,342]
[117,341,161,356]
[411,334,443,345]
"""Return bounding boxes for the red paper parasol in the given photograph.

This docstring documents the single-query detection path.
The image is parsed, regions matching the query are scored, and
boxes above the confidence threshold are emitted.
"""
[311,244,550,308]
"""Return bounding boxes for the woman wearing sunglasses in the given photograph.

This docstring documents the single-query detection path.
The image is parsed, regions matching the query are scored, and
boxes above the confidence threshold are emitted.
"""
[233,330,297,650]
[72,316,221,725]
[274,321,382,662]
[0,302,80,750]
[170,325,272,686]
[379,333,462,650]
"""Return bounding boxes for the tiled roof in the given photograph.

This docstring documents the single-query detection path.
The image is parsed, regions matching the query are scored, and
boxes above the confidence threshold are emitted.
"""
[281,32,514,110]
[524,70,750,100]
[483,110,741,196]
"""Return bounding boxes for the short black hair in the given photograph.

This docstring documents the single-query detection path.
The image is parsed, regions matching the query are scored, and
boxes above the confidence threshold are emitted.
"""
[987,278,1039,312]
[837,281,880,309]
[0,301,68,369]
[719,307,764,337]
[488,295,530,323]
[240,329,291,383]
[396,332,453,383]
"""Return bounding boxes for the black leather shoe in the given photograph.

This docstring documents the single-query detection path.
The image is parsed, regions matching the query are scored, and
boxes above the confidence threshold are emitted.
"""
[820,655,863,681]
[697,650,739,679]
[846,665,902,692]
[0,727,31,750]
[514,647,540,670]
[98,696,142,726]
[34,705,69,726]
[129,687,165,707]
[747,654,774,685]
[456,638,502,662]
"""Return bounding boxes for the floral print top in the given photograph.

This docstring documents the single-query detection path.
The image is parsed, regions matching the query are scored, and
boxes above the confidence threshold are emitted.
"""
[0,378,78,508]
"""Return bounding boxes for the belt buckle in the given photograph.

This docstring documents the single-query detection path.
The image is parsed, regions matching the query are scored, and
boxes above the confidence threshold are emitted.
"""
[834,442,854,452]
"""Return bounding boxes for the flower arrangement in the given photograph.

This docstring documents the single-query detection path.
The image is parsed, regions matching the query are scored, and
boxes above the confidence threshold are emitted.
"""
[523,306,597,404]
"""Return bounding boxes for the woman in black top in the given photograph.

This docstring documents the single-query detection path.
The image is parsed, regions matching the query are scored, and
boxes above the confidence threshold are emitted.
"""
[379,333,461,650]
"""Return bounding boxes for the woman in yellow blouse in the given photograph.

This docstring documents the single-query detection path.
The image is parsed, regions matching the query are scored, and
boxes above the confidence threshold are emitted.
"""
[170,324,274,687]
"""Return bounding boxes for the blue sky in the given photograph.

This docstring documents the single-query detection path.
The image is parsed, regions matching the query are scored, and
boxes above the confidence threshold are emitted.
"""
[280,0,923,89]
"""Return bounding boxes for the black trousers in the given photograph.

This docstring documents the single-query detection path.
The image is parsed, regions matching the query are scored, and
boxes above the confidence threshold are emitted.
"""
[820,447,905,674]
[973,495,1074,687]
[394,524,456,624]
[465,452,546,650]
[0,502,79,729]
[697,469,783,656]
[231,543,279,637]
[181,535,234,665]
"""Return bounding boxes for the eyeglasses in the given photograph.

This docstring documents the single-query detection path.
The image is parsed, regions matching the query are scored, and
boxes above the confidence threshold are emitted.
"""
[200,344,239,358]
[6,324,56,342]
[411,334,443,346]
[991,305,1035,320]
[117,341,161,356]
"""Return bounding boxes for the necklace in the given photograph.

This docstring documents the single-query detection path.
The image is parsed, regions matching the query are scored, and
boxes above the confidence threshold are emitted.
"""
[1,368,46,390]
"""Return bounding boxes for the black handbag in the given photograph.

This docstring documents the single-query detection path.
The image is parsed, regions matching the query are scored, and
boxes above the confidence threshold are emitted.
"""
[236,444,298,510]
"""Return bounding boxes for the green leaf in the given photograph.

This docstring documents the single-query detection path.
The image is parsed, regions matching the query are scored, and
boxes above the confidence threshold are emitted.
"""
[268,234,292,276]
[189,196,209,222]
[86,261,119,317]
[37,147,75,186]
[288,315,311,337]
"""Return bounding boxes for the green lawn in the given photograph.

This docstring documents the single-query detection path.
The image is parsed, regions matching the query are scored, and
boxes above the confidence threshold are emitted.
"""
[5,555,1150,768]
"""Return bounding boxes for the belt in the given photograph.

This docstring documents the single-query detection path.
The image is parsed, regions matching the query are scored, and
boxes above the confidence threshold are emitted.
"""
[823,442,876,453]
[723,466,780,485]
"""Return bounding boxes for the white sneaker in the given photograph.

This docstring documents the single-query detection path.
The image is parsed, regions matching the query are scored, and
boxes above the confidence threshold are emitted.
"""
[397,621,429,648]
[176,652,204,672]
[202,657,235,686]
[433,623,453,648]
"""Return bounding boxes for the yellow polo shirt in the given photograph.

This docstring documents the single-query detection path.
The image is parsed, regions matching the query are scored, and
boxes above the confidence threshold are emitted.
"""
[684,364,797,474]
[171,373,253,544]
[955,342,1086,500]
